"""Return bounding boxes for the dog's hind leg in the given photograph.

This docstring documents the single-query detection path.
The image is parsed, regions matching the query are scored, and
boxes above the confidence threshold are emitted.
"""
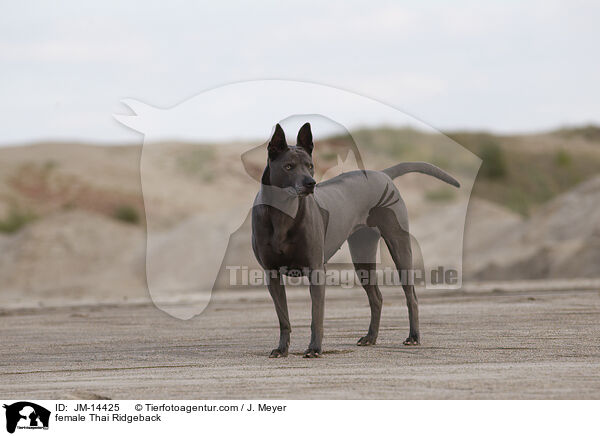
[367,204,420,346]
[266,271,291,357]
[348,227,383,346]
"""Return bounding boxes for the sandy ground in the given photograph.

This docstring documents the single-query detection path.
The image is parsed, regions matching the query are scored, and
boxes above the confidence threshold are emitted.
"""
[2,284,599,399]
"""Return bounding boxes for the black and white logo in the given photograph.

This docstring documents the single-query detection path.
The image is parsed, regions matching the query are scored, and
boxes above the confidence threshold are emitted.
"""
[3,402,50,434]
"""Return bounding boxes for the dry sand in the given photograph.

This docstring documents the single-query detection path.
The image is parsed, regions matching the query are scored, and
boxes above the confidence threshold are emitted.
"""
[2,284,599,399]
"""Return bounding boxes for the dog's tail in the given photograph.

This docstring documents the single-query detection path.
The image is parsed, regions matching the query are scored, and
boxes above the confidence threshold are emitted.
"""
[382,162,460,188]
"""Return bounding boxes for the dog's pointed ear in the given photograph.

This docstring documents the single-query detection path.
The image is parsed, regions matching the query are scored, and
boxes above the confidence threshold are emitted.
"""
[297,122,313,155]
[268,124,288,159]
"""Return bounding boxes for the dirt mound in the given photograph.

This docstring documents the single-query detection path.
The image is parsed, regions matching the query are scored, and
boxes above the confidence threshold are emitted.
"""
[0,210,147,305]
[1,141,600,307]
[472,176,600,279]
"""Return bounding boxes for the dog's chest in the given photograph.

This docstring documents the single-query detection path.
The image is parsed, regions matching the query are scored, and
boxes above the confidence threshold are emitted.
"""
[261,229,313,269]
[253,216,318,270]
[252,198,326,270]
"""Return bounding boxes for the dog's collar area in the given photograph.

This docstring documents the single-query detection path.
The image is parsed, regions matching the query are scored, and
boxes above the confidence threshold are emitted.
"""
[255,185,301,218]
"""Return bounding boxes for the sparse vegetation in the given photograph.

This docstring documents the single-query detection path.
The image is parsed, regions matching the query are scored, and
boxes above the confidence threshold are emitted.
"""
[555,125,600,141]
[337,126,600,217]
[554,149,572,167]
[0,207,36,233]
[43,159,58,171]
[318,150,338,162]
[425,187,456,202]
[2,127,600,226]
[177,146,215,181]
[478,141,507,179]
[113,205,140,224]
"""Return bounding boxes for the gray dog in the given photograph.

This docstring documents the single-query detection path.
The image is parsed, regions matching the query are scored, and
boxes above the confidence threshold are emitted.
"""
[252,123,460,358]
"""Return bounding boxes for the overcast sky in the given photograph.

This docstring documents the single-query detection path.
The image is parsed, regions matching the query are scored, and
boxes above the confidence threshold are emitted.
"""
[1,1,599,144]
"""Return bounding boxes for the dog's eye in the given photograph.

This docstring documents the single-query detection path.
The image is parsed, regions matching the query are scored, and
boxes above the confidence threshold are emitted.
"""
[308,164,314,170]
[284,164,293,170]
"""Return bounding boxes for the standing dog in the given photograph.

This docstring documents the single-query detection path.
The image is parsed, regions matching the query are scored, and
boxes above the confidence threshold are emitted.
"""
[252,123,460,357]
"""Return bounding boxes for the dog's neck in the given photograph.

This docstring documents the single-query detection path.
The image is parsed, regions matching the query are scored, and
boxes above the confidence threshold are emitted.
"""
[256,183,299,219]
[260,163,271,186]
[258,186,313,246]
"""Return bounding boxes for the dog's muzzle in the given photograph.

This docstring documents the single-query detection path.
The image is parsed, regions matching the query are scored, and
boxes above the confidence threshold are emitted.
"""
[297,182,315,196]
[297,178,316,196]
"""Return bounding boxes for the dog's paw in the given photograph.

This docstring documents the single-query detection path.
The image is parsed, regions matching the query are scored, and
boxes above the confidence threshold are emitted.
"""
[302,348,322,358]
[357,335,377,346]
[403,336,420,346]
[269,348,288,358]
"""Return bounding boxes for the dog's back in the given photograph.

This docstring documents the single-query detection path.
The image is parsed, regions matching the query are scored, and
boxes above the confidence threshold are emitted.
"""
[315,169,408,262]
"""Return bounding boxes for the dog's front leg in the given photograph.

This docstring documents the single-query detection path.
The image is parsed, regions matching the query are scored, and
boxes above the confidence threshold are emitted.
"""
[266,270,291,358]
[304,268,325,358]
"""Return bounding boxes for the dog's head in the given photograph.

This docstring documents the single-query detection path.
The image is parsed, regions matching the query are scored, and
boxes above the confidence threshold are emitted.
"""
[263,123,316,197]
